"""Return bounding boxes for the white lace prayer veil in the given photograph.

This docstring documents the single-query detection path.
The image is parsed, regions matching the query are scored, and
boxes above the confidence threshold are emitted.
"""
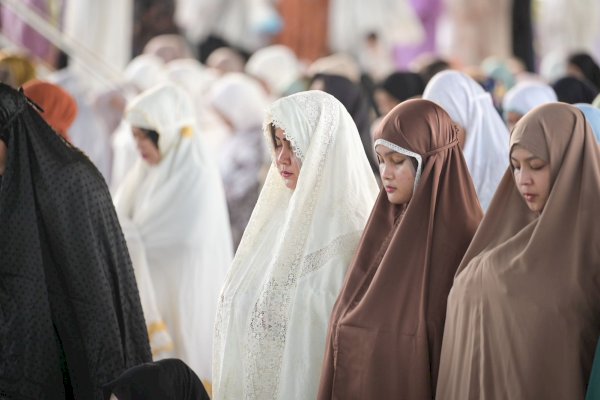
[423,70,509,211]
[213,91,379,399]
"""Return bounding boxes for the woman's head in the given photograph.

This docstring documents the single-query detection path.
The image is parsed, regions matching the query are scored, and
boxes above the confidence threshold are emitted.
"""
[264,90,370,194]
[270,124,301,190]
[374,99,461,206]
[502,81,557,130]
[125,83,196,160]
[208,73,268,132]
[509,102,589,214]
[375,72,425,116]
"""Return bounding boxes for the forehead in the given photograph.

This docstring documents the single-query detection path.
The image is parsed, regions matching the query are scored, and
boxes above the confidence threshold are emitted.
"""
[511,145,540,160]
[374,144,406,157]
[131,126,152,140]
[273,127,286,139]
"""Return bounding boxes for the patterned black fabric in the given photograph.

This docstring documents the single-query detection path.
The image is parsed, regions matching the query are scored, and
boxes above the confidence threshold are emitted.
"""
[0,83,150,399]
[102,358,210,400]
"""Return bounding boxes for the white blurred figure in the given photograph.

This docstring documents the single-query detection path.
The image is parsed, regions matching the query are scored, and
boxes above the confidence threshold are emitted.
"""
[62,0,133,90]
[175,0,280,53]
[502,81,558,130]
[207,73,269,250]
[537,0,600,64]
[423,70,509,211]
[114,84,233,383]
[143,34,195,63]
[205,47,246,75]
[328,0,423,60]
[164,57,229,155]
[245,44,305,99]
[49,68,114,182]
[110,54,166,191]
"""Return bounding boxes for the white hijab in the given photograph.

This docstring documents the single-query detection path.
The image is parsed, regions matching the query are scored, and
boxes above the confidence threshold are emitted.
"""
[328,0,423,55]
[423,70,509,211]
[208,72,269,132]
[213,91,379,399]
[110,54,167,191]
[245,45,302,98]
[502,81,558,119]
[207,73,270,248]
[114,84,233,380]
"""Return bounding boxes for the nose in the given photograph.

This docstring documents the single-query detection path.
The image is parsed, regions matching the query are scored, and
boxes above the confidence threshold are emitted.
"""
[277,144,291,165]
[380,161,393,180]
[516,168,532,186]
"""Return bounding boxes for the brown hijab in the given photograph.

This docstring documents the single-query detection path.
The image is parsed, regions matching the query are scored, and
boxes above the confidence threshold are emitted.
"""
[437,103,600,399]
[318,99,483,399]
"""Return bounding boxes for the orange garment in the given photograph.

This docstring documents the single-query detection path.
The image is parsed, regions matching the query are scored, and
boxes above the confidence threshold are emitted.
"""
[23,80,78,141]
[275,0,329,63]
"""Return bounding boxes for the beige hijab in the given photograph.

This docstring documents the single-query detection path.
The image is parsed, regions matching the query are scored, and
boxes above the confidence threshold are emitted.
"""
[319,99,482,399]
[437,103,600,399]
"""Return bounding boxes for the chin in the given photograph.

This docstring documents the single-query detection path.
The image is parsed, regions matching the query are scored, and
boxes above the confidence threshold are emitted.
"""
[386,194,403,205]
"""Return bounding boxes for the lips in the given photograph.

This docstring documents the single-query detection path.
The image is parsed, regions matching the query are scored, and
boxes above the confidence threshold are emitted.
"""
[281,171,293,179]
[385,186,396,193]
[523,193,537,202]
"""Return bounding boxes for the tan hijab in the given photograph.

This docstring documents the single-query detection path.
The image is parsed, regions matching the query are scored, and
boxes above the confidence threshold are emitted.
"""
[437,103,600,399]
[318,99,483,399]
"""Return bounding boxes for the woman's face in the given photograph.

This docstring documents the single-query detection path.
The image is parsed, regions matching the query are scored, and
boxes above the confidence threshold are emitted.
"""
[511,145,551,214]
[132,127,161,165]
[272,127,301,190]
[375,145,416,205]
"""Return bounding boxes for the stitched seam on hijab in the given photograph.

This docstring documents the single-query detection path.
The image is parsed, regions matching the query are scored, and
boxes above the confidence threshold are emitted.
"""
[424,138,459,156]
[375,139,422,192]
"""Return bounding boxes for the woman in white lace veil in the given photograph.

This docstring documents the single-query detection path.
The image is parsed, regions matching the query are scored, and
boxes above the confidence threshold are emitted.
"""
[423,70,509,211]
[212,90,379,399]
[114,83,233,384]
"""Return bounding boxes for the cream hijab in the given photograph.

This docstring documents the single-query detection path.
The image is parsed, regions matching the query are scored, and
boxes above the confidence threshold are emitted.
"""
[423,70,509,211]
[437,103,600,399]
[213,91,379,399]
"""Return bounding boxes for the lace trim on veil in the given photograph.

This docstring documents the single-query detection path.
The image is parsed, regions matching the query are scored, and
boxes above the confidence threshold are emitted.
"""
[245,230,361,397]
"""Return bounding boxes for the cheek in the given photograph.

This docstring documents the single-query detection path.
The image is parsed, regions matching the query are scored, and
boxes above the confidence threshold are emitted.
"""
[396,165,415,186]
[538,170,552,196]
[291,156,301,173]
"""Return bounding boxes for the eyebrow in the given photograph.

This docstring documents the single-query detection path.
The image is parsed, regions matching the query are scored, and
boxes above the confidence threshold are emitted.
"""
[376,148,404,158]
[510,156,543,162]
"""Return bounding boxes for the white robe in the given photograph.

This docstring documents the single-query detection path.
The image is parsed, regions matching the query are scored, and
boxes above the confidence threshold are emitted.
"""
[213,91,379,399]
[115,84,233,381]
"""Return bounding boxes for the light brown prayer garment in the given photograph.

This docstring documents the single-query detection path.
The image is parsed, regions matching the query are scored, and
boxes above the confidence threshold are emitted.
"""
[318,99,483,399]
[437,103,600,399]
